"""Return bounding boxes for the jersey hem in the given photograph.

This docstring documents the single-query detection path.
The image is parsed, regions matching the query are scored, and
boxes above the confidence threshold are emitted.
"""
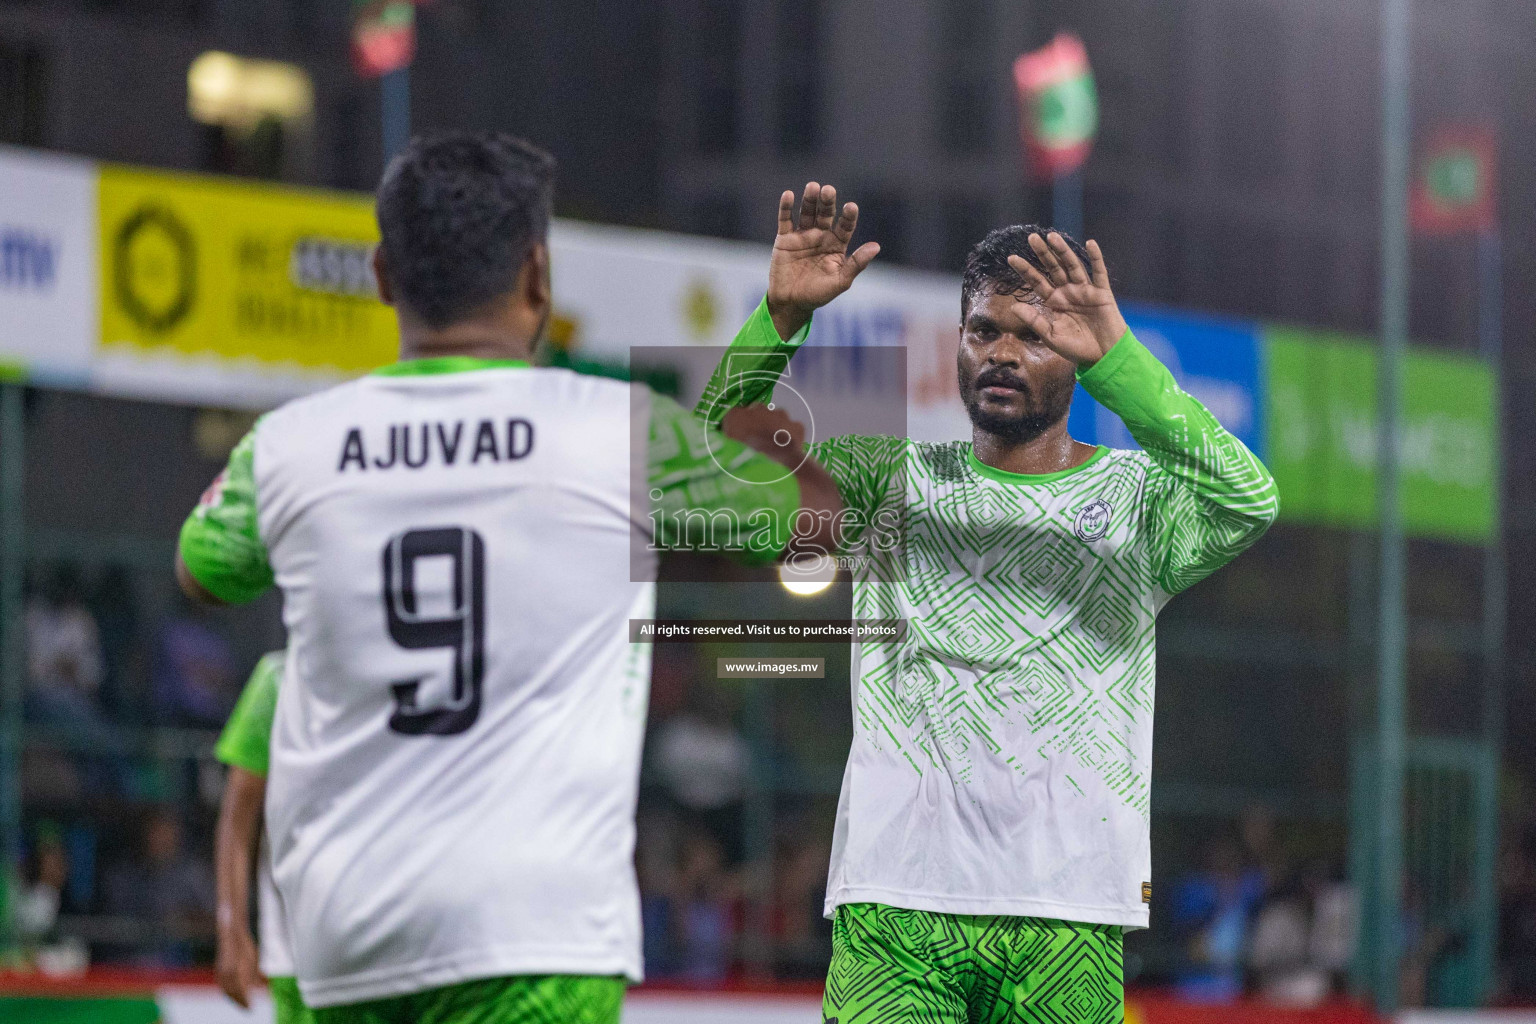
[297,947,642,1008]
[825,885,1149,931]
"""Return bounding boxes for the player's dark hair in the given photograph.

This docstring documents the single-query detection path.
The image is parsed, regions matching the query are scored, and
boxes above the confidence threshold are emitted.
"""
[961,224,1093,320]
[375,131,557,329]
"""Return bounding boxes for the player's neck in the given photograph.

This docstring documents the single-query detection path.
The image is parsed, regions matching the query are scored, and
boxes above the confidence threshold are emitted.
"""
[396,308,542,363]
[971,419,1094,476]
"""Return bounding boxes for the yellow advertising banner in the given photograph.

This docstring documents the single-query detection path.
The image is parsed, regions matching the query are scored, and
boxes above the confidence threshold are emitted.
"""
[99,164,398,374]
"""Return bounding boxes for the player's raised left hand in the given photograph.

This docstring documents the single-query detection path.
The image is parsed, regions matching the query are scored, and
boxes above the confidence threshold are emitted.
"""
[1006,233,1130,367]
[765,182,881,340]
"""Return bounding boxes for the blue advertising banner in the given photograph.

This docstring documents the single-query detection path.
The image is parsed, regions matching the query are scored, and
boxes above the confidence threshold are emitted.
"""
[1068,303,1265,460]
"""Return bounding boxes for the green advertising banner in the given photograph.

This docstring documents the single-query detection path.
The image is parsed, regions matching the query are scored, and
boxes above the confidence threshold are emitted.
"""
[1265,326,1496,543]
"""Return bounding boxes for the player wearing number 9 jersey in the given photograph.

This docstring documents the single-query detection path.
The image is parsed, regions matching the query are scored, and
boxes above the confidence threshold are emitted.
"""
[175,132,845,1023]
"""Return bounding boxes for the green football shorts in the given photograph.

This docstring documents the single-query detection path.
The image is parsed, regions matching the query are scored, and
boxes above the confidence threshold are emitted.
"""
[822,903,1123,1024]
[270,977,316,1024]
[310,974,625,1024]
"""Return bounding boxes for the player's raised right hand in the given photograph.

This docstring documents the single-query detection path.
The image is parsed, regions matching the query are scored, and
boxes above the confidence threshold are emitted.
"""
[766,182,881,341]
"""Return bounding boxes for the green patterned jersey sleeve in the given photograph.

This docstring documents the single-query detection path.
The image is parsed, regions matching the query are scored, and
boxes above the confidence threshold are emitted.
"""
[692,297,810,429]
[648,392,803,565]
[805,434,907,550]
[691,297,905,541]
[178,425,275,605]
[1077,331,1279,596]
[214,651,283,777]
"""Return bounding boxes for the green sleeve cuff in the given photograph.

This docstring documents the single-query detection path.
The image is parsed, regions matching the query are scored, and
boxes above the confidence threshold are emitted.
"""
[1075,328,1141,392]
[738,296,812,348]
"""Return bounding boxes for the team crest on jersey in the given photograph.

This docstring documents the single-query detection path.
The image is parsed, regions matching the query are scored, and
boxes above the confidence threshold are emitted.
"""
[1073,498,1112,542]
[197,470,228,511]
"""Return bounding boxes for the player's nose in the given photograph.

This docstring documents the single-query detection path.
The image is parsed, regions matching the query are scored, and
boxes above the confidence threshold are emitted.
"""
[985,337,1025,368]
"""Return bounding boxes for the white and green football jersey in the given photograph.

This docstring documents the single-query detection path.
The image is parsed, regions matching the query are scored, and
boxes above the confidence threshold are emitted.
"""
[700,301,1279,929]
[180,346,802,1007]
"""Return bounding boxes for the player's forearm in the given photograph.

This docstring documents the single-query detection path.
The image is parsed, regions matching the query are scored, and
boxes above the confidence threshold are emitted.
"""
[692,298,810,427]
[215,767,265,937]
[1078,330,1279,525]
[175,552,227,606]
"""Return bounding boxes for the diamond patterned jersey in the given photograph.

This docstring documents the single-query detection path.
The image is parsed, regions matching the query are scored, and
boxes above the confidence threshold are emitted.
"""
[701,301,1280,928]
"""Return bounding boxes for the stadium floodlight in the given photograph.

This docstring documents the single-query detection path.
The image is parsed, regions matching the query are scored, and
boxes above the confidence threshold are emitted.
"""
[188,51,314,130]
[779,556,835,596]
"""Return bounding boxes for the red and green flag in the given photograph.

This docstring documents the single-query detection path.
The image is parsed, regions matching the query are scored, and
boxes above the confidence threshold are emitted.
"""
[352,0,417,78]
[1409,125,1497,236]
[1013,32,1098,181]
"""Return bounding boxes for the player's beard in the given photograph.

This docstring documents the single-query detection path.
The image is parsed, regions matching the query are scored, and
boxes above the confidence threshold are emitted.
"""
[958,366,1075,444]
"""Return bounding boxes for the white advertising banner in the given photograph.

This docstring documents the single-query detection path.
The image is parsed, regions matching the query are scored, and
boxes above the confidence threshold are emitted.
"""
[0,146,97,386]
[552,220,969,442]
[0,147,970,440]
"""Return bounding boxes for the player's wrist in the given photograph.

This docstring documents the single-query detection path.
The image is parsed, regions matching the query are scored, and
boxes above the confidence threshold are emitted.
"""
[765,294,813,341]
[1077,309,1130,367]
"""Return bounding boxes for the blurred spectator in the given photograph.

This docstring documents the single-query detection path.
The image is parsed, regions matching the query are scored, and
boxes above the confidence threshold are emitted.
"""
[102,809,215,968]
[651,681,750,863]
[771,833,833,980]
[91,565,145,725]
[15,822,67,942]
[672,830,738,984]
[1170,837,1264,1002]
[24,565,106,724]
[640,826,740,984]
[636,807,682,978]
[151,595,237,727]
[1248,859,1357,1005]
[25,565,129,795]
[1498,831,1536,1000]
[8,822,90,976]
[1240,804,1284,892]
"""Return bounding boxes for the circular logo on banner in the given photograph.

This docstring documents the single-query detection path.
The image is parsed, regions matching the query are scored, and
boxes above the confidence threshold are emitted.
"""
[115,204,197,333]
[1073,498,1112,542]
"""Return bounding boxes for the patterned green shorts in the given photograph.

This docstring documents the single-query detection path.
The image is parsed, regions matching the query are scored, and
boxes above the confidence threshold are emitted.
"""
[310,974,625,1024]
[271,977,317,1024]
[822,903,1123,1024]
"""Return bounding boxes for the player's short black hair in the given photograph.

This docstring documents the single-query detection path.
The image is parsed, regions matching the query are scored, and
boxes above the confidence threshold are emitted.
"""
[960,224,1094,320]
[375,130,557,329]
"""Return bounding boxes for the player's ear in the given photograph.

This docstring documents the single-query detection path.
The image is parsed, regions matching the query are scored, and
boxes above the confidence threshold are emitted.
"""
[372,246,395,306]
[522,242,551,311]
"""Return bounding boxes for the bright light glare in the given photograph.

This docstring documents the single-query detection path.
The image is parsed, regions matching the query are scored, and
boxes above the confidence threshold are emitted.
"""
[189,51,315,128]
[779,556,836,596]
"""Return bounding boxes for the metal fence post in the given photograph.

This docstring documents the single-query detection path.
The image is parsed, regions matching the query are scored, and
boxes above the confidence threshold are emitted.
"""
[1373,0,1412,1011]
[0,383,26,939]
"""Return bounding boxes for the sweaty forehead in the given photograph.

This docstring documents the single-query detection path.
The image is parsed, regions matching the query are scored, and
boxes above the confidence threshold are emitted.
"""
[965,285,1042,330]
